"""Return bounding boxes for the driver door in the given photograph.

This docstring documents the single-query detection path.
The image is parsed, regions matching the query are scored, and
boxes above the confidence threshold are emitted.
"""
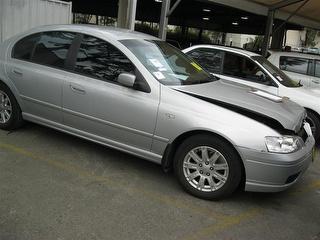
[220,52,279,95]
[62,34,159,151]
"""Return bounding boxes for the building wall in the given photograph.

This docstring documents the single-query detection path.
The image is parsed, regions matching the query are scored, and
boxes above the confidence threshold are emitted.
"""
[0,0,72,42]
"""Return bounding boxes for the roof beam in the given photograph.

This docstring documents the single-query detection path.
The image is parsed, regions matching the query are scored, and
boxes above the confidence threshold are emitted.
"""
[206,0,320,30]
[270,0,304,10]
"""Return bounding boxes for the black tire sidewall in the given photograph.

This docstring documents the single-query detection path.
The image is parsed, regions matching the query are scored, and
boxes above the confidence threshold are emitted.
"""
[174,134,242,200]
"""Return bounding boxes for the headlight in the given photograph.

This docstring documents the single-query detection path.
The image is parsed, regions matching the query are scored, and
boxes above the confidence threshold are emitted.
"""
[265,136,304,153]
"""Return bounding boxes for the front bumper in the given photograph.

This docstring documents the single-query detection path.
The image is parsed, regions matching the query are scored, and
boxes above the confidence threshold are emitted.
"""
[237,136,315,192]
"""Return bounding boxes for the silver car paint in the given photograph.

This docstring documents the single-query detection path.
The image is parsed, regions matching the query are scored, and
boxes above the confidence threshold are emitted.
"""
[0,25,315,192]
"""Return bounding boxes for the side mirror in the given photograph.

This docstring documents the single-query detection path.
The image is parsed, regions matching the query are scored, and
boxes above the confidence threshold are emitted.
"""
[117,73,136,88]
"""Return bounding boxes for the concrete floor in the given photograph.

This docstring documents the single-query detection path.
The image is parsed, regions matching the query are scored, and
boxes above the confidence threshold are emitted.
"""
[0,123,319,240]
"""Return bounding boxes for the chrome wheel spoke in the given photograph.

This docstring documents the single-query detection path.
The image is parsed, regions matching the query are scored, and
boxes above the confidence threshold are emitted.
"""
[207,176,216,190]
[209,151,220,164]
[0,112,5,123]
[4,110,10,120]
[183,162,198,170]
[189,150,202,163]
[3,105,12,111]
[0,93,4,103]
[213,171,226,183]
[201,147,209,161]
[214,163,228,171]
[187,171,200,182]
[198,176,205,190]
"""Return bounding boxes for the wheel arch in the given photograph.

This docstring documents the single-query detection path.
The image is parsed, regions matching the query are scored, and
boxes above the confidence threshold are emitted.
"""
[161,130,246,187]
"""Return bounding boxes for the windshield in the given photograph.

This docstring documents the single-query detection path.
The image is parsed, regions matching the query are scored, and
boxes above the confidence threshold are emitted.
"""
[120,39,215,86]
[252,56,301,88]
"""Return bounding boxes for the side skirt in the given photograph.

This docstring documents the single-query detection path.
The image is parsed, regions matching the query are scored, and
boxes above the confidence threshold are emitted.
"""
[22,113,163,165]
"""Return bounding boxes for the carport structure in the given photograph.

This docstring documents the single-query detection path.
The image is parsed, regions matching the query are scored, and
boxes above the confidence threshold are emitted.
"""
[70,0,320,54]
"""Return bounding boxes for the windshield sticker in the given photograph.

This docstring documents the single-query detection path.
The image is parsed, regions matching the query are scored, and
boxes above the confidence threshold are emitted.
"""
[149,59,164,68]
[158,67,167,72]
[276,76,283,82]
[191,62,202,71]
[153,71,165,80]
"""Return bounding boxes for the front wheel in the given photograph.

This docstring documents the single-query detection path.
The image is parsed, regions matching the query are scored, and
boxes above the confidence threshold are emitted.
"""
[174,134,242,200]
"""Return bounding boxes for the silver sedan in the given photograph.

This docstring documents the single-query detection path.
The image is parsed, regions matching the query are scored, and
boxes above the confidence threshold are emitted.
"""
[0,25,315,200]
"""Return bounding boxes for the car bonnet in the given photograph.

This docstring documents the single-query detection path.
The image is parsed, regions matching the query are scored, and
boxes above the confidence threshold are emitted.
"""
[172,79,306,133]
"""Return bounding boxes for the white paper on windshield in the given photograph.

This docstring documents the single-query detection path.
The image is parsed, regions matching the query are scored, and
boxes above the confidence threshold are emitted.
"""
[276,76,284,82]
[158,67,167,71]
[149,59,164,68]
[153,71,165,80]
[250,90,283,102]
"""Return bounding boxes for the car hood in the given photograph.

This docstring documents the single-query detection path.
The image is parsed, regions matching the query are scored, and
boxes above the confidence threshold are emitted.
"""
[172,80,306,133]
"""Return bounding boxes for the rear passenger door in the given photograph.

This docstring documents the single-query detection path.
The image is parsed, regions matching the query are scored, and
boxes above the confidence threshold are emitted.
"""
[7,31,76,123]
[62,34,159,151]
[279,56,312,87]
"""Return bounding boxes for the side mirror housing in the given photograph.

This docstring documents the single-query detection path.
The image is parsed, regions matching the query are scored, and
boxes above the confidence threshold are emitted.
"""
[117,73,136,88]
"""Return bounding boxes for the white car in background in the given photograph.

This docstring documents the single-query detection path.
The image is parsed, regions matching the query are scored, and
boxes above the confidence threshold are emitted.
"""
[183,45,320,141]
[268,51,320,88]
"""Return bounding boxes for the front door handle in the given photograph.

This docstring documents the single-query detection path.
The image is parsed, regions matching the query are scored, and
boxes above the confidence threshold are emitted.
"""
[69,83,86,94]
[312,80,320,84]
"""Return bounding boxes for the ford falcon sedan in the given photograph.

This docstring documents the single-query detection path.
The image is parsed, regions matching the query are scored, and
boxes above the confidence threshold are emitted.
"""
[0,25,315,200]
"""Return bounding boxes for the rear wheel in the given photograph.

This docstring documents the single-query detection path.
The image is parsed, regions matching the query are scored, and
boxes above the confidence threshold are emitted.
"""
[0,83,24,130]
[174,134,242,200]
[306,110,320,141]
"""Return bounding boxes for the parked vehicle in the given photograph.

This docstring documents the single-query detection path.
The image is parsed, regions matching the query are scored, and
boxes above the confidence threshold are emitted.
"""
[268,51,320,88]
[0,25,315,200]
[183,45,320,141]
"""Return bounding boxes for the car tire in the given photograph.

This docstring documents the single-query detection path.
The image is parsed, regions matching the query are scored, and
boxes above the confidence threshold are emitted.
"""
[306,110,320,142]
[174,134,242,200]
[0,83,24,130]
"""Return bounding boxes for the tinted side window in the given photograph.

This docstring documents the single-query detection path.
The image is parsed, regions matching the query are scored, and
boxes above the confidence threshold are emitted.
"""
[279,56,309,75]
[12,33,40,60]
[186,48,222,73]
[31,31,75,68]
[315,61,320,78]
[75,35,135,83]
[223,53,271,84]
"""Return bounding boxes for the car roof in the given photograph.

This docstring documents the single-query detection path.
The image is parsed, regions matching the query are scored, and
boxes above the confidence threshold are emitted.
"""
[269,50,320,60]
[183,44,261,58]
[21,24,159,41]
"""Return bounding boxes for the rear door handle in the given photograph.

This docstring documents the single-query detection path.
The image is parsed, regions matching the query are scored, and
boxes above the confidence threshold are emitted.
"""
[69,83,86,94]
[12,68,23,76]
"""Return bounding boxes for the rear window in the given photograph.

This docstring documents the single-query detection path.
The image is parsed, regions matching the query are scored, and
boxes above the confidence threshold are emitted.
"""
[12,33,40,60]
[279,56,311,75]
[31,31,76,69]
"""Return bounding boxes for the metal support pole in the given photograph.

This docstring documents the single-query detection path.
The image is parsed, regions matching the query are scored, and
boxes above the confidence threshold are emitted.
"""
[159,0,170,40]
[127,0,137,30]
[262,10,274,57]
[117,0,137,30]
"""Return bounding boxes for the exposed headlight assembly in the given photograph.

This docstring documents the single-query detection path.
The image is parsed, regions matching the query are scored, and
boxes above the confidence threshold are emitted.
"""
[265,136,304,153]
